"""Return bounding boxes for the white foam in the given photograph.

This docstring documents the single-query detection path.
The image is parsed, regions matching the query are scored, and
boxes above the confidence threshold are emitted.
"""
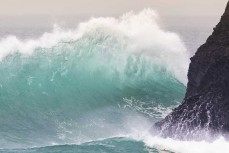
[128,124,229,153]
[0,9,189,84]
[142,136,229,153]
[123,116,229,153]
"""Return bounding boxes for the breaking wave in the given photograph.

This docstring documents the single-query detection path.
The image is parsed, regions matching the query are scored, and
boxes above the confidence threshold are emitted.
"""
[2,9,224,153]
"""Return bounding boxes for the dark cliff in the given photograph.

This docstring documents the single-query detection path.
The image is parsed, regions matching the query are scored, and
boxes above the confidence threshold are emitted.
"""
[154,1,229,139]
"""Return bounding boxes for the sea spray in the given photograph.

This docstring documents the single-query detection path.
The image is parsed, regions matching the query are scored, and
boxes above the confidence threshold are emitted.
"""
[0,9,189,84]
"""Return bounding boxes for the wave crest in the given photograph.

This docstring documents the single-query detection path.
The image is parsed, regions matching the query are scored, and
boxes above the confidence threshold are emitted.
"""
[0,9,189,84]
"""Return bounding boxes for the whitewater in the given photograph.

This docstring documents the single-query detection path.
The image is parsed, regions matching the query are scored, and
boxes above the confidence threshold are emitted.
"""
[0,9,228,153]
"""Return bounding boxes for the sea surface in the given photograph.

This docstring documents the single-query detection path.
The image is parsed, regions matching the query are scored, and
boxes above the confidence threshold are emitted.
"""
[0,10,228,153]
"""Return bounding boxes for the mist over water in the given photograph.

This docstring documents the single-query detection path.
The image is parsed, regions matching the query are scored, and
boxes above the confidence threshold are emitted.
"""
[0,9,227,153]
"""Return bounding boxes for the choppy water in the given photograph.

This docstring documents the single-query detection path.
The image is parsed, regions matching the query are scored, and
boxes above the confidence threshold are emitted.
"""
[0,9,227,153]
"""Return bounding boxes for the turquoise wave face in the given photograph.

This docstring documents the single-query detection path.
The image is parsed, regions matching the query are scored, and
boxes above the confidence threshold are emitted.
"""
[0,9,188,150]
[0,35,186,149]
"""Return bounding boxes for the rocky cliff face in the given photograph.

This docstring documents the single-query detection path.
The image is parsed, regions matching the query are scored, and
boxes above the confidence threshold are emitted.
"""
[154,1,229,139]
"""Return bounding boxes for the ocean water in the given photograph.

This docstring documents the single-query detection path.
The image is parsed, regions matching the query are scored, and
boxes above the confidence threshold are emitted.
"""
[0,9,228,153]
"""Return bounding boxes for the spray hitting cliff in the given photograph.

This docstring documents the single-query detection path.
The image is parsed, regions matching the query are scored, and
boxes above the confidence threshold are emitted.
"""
[155,1,229,139]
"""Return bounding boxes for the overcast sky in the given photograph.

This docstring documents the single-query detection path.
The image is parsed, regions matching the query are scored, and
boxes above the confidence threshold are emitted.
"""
[0,0,228,17]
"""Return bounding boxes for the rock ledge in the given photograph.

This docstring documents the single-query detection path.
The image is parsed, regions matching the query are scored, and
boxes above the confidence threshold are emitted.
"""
[154,1,229,139]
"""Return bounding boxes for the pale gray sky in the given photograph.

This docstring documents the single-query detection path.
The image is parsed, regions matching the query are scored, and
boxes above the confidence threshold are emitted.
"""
[0,0,228,17]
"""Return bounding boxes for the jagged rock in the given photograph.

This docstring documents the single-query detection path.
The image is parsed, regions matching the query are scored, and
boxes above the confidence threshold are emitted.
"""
[154,1,229,139]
